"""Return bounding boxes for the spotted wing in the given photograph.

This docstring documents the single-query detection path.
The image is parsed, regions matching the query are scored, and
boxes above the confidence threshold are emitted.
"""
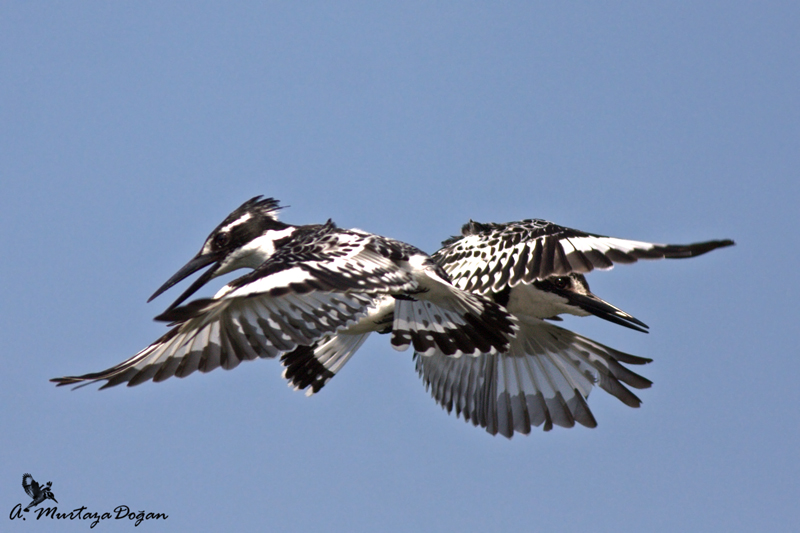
[51,289,377,389]
[434,219,734,294]
[414,317,652,438]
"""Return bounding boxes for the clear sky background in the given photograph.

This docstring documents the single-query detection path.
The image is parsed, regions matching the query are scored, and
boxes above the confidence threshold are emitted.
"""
[2,2,798,532]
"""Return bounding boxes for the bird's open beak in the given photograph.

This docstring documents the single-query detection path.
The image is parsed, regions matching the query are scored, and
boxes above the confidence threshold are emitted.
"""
[148,252,222,311]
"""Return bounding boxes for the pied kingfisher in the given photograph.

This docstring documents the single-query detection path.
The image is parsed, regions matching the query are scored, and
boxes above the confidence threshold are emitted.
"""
[51,197,516,390]
[413,219,734,437]
[278,218,733,438]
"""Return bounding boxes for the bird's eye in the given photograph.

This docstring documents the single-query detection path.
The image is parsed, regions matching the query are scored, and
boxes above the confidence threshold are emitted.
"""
[212,232,230,249]
[554,277,570,289]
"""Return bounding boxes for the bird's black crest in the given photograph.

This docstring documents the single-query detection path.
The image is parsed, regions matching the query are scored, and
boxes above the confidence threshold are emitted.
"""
[216,196,283,228]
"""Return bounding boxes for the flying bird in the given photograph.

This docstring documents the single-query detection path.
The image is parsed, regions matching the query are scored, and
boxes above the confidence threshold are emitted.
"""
[414,219,734,437]
[22,474,57,511]
[51,197,516,390]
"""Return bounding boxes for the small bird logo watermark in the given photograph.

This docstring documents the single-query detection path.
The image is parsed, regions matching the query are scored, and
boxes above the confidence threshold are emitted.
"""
[21,473,57,511]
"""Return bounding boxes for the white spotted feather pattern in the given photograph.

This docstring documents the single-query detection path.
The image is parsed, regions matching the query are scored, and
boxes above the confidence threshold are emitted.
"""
[434,219,734,295]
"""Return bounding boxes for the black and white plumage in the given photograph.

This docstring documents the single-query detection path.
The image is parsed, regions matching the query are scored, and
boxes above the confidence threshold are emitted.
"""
[274,218,733,431]
[22,474,57,511]
[434,219,734,301]
[414,314,653,436]
[414,219,734,437]
[51,197,516,390]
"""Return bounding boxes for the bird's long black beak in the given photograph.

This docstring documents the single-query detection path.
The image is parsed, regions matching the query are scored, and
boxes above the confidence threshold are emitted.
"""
[148,252,222,311]
[561,290,649,333]
[537,277,650,333]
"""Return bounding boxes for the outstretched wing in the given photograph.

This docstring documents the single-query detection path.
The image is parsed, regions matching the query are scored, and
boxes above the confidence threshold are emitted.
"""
[414,317,652,438]
[51,290,377,389]
[434,219,734,294]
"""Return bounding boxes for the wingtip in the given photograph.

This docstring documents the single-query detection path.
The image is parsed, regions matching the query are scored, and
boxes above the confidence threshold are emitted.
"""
[50,375,79,386]
[712,238,736,250]
[50,376,97,390]
[684,238,736,257]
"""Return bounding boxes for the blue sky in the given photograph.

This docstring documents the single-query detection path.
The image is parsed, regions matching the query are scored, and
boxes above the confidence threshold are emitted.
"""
[2,2,798,531]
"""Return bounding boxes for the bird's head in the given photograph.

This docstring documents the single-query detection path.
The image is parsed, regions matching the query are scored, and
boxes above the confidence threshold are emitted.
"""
[148,196,292,310]
[534,273,650,333]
